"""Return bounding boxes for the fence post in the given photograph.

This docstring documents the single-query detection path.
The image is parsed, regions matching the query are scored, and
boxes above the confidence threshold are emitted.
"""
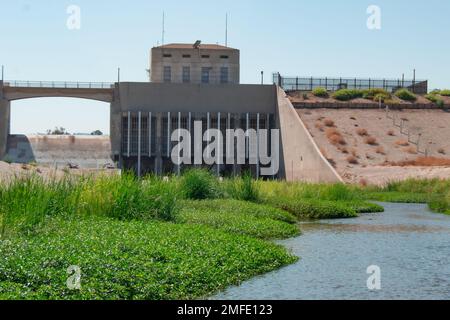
[296,77,298,91]
[310,77,313,91]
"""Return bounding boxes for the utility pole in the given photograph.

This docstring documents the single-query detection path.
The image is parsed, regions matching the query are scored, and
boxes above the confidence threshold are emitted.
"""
[1,65,4,82]
[117,67,121,83]
[261,71,264,85]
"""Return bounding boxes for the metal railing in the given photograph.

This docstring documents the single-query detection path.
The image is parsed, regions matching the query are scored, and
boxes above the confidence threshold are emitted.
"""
[273,73,428,94]
[2,80,115,89]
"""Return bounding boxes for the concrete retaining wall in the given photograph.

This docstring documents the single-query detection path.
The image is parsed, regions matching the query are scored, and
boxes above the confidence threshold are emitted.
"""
[6,135,113,169]
[0,99,10,160]
[276,88,343,183]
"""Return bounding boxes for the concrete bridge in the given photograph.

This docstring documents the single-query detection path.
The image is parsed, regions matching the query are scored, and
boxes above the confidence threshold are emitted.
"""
[0,80,115,159]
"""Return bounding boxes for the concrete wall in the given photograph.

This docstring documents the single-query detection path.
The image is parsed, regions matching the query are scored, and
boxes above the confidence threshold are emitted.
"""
[0,99,10,160]
[110,82,277,158]
[276,87,343,183]
[116,82,275,113]
[151,46,239,84]
[6,135,112,168]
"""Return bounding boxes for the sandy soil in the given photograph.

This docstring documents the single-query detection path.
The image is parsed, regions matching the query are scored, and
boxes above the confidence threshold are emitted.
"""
[0,161,118,183]
[298,108,450,185]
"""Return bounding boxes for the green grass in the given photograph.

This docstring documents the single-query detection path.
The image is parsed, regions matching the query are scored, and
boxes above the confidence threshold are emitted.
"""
[395,89,417,102]
[0,174,179,238]
[0,217,296,300]
[178,200,299,239]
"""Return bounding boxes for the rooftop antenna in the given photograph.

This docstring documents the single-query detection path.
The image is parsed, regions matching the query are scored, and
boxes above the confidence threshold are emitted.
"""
[225,13,228,47]
[162,12,165,46]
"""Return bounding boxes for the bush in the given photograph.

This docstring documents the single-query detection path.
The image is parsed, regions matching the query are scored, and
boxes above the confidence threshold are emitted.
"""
[180,169,220,200]
[395,89,416,102]
[362,88,391,102]
[226,173,260,202]
[439,89,450,96]
[332,89,364,101]
[312,87,329,98]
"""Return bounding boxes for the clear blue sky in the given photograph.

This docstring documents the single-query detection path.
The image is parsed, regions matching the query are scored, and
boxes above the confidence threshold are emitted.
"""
[1,0,449,134]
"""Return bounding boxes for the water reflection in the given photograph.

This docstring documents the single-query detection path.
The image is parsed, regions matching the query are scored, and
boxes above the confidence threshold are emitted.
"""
[214,203,450,300]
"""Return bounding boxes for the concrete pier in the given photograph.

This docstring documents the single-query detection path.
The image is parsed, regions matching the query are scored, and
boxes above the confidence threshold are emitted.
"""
[0,99,10,160]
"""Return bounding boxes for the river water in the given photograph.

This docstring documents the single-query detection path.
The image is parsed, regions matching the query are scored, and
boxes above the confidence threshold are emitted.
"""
[214,203,450,300]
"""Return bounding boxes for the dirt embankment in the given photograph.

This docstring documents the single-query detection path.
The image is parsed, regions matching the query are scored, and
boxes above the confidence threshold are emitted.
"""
[289,91,450,108]
[298,108,450,185]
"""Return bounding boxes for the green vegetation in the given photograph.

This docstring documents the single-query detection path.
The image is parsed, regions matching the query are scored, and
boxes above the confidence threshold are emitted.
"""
[179,169,221,200]
[257,181,383,219]
[0,217,295,300]
[312,87,329,98]
[332,89,364,101]
[224,173,260,202]
[428,191,450,215]
[395,89,417,102]
[439,89,450,96]
[179,200,299,239]
[4,168,449,300]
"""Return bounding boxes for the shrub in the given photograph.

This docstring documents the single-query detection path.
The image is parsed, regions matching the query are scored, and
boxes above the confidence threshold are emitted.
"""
[312,87,329,98]
[332,89,363,101]
[302,93,309,100]
[346,155,359,164]
[439,89,450,96]
[376,146,386,155]
[326,128,346,146]
[180,169,220,200]
[226,173,260,202]
[356,128,369,136]
[395,89,417,102]
[364,136,378,146]
[404,146,417,154]
[362,88,391,102]
[323,119,335,127]
[395,139,409,147]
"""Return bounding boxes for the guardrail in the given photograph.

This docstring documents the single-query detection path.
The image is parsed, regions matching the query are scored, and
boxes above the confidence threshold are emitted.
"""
[2,81,115,89]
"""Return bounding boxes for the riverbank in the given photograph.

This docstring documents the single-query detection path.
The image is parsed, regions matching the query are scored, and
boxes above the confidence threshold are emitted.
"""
[0,170,448,299]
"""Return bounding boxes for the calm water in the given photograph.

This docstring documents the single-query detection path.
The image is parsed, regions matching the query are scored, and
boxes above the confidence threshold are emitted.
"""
[214,203,450,300]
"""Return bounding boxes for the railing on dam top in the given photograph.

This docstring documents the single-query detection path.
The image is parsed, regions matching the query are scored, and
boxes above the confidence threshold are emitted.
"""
[2,80,115,89]
[273,73,428,94]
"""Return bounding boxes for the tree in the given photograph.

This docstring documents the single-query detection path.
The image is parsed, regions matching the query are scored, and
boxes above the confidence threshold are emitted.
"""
[91,130,103,136]
[47,127,69,135]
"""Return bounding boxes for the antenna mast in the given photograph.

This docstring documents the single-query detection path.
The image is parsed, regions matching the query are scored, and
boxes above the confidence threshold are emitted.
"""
[225,13,228,47]
[162,12,165,46]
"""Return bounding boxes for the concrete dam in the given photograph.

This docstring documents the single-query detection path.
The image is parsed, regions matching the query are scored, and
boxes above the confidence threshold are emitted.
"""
[0,80,341,183]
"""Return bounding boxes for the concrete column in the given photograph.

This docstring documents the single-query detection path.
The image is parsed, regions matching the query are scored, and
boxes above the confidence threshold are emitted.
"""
[155,113,163,175]
[0,99,11,160]
[109,99,122,164]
